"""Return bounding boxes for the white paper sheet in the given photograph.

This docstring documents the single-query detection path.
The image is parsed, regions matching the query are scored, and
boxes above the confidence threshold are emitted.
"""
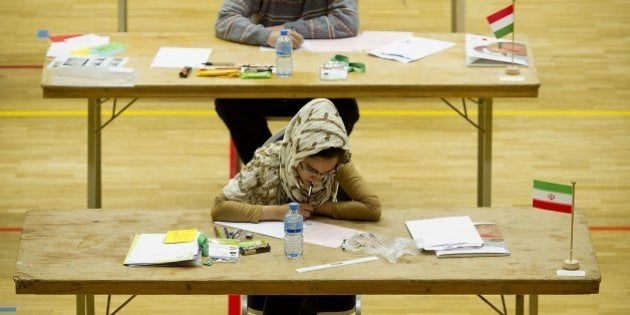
[150,47,213,68]
[405,216,483,250]
[368,36,455,63]
[305,31,413,52]
[215,220,360,248]
[259,31,413,52]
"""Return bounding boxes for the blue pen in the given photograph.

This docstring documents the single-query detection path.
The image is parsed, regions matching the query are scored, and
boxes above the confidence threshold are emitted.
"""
[223,226,230,239]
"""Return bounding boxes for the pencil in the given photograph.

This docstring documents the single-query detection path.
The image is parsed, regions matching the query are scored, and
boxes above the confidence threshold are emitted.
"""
[306,183,313,203]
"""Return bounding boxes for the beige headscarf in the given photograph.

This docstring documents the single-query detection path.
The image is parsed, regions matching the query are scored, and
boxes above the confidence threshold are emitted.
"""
[222,98,351,206]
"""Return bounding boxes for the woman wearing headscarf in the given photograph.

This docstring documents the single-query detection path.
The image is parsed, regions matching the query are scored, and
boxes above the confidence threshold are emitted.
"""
[211,98,381,315]
[212,98,381,223]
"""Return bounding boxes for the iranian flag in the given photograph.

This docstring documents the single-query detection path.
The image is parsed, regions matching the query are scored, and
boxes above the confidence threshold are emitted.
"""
[532,180,573,213]
[486,4,514,38]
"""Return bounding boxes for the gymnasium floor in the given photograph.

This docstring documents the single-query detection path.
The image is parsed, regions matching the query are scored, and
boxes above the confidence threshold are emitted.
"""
[1,0,629,314]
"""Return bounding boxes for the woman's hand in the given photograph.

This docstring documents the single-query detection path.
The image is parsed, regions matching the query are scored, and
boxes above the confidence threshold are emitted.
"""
[298,203,314,219]
[260,203,313,221]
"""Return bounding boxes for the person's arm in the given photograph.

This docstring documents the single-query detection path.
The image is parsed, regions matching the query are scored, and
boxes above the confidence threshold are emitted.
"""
[215,0,358,46]
[212,193,311,222]
[284,0,359,39]
[214,0,272,46]
[314,160,382,221]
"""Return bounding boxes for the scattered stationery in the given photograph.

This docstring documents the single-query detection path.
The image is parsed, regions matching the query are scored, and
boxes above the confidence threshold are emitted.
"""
[150,47,213,68]
[46,33,109,57]
[296,256,379,273]
[208,239,240,263]
[215,220,359,248]
[465,33,529,67]
[87,42,128,56]
[405,216,483,251]
[435,222,510,258]
[368,36,455,63]
[239,239,271,256]
[47,55,129,69]
[179,66,192,78]
[124,233,201,266]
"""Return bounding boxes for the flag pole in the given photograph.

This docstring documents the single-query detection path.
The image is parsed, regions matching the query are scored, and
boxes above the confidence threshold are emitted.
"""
[562,181,580,270]
[505,0,520,75]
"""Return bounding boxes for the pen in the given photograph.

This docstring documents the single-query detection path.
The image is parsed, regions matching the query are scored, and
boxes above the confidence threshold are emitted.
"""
[306,183,313,203]
[213,226,220,238]
[296,256,379,273]
[202,62,235,66]
[223,226,230,239]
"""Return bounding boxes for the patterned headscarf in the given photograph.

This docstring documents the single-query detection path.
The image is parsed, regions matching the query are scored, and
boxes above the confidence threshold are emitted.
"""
[222,98,351,206]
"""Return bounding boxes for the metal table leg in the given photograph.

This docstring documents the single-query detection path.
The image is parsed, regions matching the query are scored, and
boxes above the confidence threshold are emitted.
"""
[477,98,493,207]
[87,98,102,209]
[451,0,466,32]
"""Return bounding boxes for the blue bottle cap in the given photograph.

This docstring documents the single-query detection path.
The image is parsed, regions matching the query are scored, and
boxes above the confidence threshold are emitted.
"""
[280,29,288,36]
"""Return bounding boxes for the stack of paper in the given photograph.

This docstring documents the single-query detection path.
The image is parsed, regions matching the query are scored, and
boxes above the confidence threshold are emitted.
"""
[124,233,201,266]
[405,216,483,251]
[435,222,510,258]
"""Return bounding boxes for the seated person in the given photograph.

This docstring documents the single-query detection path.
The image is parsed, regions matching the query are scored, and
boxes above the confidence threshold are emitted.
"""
[211,98,381,315]
[213,0,361,165]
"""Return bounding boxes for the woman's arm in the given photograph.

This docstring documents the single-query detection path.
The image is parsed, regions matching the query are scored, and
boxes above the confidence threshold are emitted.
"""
[212,193,298,222]
[314,160,382,221]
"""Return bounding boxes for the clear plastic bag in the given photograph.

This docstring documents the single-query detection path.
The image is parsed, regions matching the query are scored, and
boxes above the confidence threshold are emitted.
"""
[341,232,422,263]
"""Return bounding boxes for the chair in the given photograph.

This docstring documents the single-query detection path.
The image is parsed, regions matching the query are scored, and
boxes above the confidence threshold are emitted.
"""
[241,295,362,315]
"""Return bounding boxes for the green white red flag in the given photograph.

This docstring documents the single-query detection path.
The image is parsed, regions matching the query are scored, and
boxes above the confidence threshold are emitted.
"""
[486,4,514,38]
[532,180,573,213]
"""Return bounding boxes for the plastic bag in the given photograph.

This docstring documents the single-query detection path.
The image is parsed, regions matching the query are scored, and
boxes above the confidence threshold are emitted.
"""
[341,232,422,263]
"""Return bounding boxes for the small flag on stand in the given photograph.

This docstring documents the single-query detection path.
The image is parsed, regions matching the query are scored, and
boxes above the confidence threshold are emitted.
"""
[532,179,573,213]
[486,4,514,38]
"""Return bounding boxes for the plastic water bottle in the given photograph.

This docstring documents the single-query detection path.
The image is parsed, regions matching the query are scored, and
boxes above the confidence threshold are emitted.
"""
[284,202,303,259]
[275,29,293,77]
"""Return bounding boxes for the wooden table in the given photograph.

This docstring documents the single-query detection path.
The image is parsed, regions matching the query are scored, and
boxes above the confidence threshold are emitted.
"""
[40,32,540,211]
[14,208,599,315]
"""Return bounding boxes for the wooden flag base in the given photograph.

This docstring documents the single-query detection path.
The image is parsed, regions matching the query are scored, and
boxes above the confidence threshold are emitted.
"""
[562,259,580,270]
[505,65,520,75]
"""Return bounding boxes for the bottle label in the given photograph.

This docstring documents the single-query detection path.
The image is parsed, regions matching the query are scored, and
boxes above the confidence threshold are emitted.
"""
[277,47,291,56]
[285,228,302,233]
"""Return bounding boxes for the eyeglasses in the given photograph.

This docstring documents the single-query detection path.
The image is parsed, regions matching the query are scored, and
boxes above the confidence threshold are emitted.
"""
[299,162,336,178]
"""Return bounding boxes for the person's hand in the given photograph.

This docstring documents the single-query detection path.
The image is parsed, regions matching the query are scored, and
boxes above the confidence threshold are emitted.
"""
[266,28,304,49]
[298,203,314,219]
[261,203,312,220]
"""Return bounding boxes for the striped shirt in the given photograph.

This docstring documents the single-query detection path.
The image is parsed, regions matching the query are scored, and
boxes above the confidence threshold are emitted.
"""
[214,0,359,46]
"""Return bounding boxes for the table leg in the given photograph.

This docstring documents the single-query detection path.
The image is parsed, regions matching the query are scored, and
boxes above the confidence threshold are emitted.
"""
[529,294,538,315]
[88,98,101,209]
[76,295,95,315]
[118,0,127,32]
[477,98,493,207]
[451,0,466,32]
[515,295,524,315]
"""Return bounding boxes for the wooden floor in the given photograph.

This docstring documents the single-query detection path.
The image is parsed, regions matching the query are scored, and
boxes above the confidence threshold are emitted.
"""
[1,0,629,314]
